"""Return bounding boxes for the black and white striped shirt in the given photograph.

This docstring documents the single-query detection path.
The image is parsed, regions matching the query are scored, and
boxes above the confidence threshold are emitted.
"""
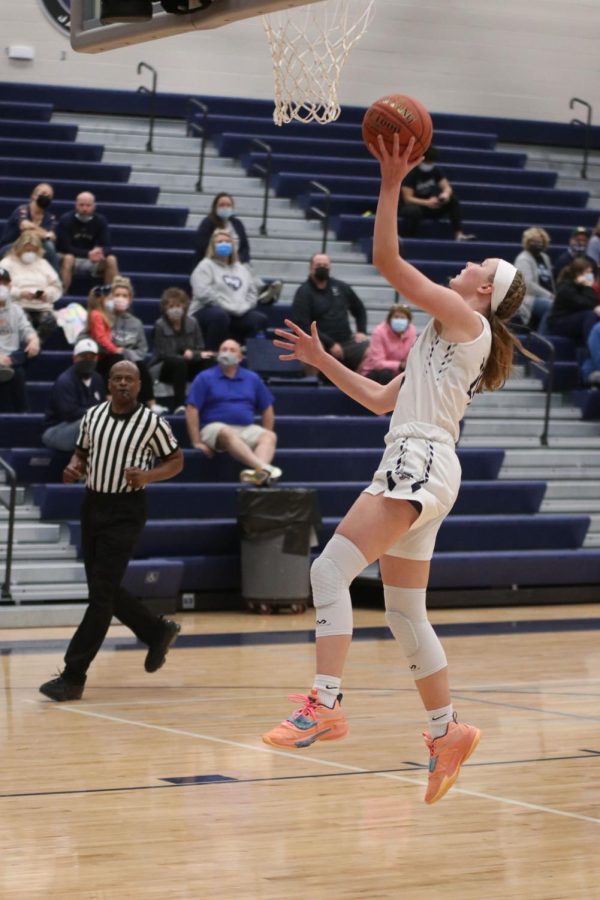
[76,402,179,493]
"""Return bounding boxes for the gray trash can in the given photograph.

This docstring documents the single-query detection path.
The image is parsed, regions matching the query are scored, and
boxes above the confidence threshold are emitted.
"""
[237,488,321,612]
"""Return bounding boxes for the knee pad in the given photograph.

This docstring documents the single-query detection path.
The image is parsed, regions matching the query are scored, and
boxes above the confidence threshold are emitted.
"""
[311,534,367,638]
[384,585,447,679]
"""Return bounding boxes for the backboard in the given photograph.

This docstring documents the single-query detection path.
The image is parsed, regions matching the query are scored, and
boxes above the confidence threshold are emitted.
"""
[70,0,323,53]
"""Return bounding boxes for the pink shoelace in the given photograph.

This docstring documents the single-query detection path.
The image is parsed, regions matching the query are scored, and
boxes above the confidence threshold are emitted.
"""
[287,692,319,721]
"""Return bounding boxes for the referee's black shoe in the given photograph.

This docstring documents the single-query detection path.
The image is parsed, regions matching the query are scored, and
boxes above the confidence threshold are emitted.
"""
[145,619,181,673]
[39,673,85,702]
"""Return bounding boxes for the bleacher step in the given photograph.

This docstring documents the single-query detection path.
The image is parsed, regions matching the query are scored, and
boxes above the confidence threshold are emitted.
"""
[544,482,600,499]
[0,486,25,504]
[0,523,62,543]
[0,602,89,627]
[462,420,600,438]
[461,435,600,448]
[0,543,77,560]
[0,504,40,520]
[0,561,86,585]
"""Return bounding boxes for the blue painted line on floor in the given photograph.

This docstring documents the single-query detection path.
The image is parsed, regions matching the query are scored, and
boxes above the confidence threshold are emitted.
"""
[1,751,597,801]
[2,616,600,655]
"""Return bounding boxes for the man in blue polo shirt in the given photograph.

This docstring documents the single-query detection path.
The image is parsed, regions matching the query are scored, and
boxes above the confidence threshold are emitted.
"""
[184,338,282,486]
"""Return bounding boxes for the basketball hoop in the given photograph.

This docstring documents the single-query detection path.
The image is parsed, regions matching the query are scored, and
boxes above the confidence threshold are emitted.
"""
[262,0,375,126]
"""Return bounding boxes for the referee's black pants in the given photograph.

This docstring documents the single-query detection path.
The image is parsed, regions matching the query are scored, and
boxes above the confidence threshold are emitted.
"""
[64,490,162,682]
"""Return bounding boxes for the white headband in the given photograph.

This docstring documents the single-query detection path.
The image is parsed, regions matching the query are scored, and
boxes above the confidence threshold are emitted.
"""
[491,260,517,313]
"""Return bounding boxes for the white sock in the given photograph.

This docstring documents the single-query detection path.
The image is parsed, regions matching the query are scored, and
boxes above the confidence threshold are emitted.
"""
[427,704,454,739]
[313,674,342,709]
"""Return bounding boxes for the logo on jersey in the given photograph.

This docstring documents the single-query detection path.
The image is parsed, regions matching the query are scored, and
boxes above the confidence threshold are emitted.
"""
[39,0,71,35]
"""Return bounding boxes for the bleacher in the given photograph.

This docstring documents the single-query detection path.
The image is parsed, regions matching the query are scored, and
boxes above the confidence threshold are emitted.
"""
[1,82,600,613]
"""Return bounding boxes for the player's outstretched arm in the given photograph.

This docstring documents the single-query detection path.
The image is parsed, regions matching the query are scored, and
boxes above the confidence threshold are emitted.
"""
[370,134,480,341]
[273,320,402,415]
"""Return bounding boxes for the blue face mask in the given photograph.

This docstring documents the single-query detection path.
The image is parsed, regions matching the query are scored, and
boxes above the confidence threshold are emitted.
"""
[390,317,409,334]
[215,241,232,258]
[216,206,233,219]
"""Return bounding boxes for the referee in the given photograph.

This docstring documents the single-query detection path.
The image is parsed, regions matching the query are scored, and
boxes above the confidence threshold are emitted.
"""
[39,360,184,702]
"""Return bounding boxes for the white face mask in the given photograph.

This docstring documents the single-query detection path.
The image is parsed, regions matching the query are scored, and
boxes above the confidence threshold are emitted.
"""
[0,285,10,302]
[419,163,435,173]
[104,299,115,313]
[579,272,595,286]
[217,351,238,367]
[113,298,129,312]
[20,251,37,265]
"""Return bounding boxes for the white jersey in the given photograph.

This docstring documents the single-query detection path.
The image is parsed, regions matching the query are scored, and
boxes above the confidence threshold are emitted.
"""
[390,312,492,444]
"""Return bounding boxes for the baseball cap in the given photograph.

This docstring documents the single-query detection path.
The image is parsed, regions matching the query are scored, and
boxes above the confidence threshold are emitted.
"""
[73,338,99,356]
[571,226,590,237]
[0,267,11,282]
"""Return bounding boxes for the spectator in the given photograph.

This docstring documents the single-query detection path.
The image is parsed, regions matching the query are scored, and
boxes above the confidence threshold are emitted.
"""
[0,232,62,342]
[185,338,282,486]
[547,258,600,345]
[0,267,40,412]
[42,338,105,452]
[56,191,119,293]
[109,276,168,415]
[585,218,600,271]
[552,226,596,278]
[513,227,554,332]
[399,146,475,241]
[291,253,370,371]
[358,304,418,384]
[151,286,215,412]
[192,192,282,304]
[85,284,164,414]
[190,229,269,351]
[0,182,60,273]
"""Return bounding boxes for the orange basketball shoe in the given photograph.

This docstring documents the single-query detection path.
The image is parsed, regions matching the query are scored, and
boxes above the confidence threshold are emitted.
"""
[262,689,349,749]
[423,717,481,804]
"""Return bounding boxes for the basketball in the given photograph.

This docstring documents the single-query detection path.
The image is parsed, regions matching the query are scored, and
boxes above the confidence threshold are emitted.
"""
[361,94,433,161]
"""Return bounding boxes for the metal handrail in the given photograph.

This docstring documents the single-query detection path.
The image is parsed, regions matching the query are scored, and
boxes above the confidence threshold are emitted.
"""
[307,180,331,254]
[137,61,158,152]
[249,139,272,236]
[569,97,592,179]
[0,457,17,601]
[187,98,209,192]
[511,324,556,447]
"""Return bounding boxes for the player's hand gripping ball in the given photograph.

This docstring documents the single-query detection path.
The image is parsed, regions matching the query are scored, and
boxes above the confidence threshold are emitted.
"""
[362,94,433,160]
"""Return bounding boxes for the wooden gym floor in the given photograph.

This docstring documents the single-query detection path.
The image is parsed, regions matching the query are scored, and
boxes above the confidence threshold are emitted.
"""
[1,602,599,899]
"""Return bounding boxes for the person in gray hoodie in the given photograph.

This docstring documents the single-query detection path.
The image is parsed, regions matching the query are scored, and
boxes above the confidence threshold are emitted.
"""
[0,267,40,411]
[189,229,268,351]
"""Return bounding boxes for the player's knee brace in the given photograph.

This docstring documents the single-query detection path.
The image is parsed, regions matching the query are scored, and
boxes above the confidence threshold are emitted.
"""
[383,585,447,679]
[311,534,368,638]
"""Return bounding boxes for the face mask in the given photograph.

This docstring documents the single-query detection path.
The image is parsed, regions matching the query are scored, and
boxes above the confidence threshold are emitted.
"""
[0,285,9,302]
[579,272,595,286]
[104,299,115,313]
[166,307,184,321]
[217,351,238,367]
[314,266,329,281]
[74,359,96,377]
[216,206,233,219]
[20,251,37,265]
[528,241,543,253]
[215,241,232,258]
[35,194,52,209]
[419,163,435,172]
[113,298,129,312]
[390,317,409,334]
[75,213,93,223]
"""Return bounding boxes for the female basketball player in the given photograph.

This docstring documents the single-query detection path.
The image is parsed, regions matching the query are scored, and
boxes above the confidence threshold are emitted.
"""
[262,134,527,805]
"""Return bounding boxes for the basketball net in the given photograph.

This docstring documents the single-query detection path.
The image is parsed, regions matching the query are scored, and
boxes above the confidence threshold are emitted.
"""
[262,0,375,126]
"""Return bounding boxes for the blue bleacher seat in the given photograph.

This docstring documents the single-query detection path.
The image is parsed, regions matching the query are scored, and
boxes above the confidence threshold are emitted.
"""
[35,479,546,522]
